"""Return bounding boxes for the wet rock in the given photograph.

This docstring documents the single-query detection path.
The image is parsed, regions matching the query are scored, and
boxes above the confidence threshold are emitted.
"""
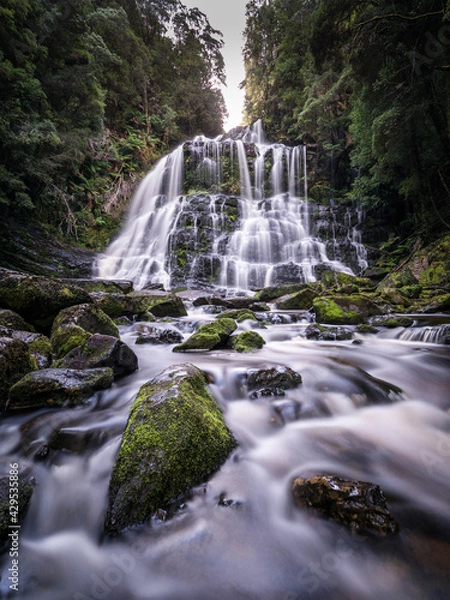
[229,331,266,353]
[51,303,119,340]
[0,309,35,332]
[90,292,143,319]
[372,316,414,328]
[305,323,354,341]
[61,278,134,294]
[11,331,53,369]
[216,309,257,323]
[0,471,34,545]
[292,475,398,535]
[104,363,237,536]
[7,367,114,410]
[173,318,237,352]
[0,268,92,333]
[254,284,306,302]
[135,327,183,345]
[0,337,34,411]
[192,295,233,309]
[275,287,319,310]
[50,324,92,360]
[57,334,138,377]
[246,365,302,398]
[313,294,382,325]
[128,291,187,318]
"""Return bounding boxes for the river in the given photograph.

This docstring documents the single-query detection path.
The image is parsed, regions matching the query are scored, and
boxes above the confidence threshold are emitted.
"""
[1,307,449,600]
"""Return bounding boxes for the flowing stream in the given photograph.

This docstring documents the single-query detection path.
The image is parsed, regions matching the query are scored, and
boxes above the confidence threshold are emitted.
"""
[0,309,450,600]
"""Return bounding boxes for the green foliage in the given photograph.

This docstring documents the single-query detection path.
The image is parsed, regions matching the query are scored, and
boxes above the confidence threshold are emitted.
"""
[242,0,450,242]
[0,0,227,246]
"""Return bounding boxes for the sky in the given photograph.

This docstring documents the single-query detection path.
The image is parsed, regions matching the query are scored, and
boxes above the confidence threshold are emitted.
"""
[181,0,247,131]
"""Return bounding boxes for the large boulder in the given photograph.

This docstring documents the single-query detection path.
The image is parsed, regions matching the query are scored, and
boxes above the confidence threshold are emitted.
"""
[51,304,119,340]
[57,334,138,377]
[275,287,319,310]
[0,337,34,411]
[292,475,398,535]
[0,309,35,332]
[313,294,381,325]
[128,292,187,318]
[173,318,237,352]
[0,269,91,332]
[229,331,266,353]
[104,364,237,536]
[7,367,114,410]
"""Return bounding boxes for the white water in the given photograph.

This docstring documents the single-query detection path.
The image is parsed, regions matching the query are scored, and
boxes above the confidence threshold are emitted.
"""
[96,123,360,291]
[1,310,450,599]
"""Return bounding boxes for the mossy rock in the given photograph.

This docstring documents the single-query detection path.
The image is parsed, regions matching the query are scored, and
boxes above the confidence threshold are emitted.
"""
[90,292,139,319]
[229,331,266,353]
[7,367,114,410]
[57,334,138,378]
[51,304,119,340]
[0,269,92,333]
[0,309,35,332]
[104,364,237,536]
[305,323,353,341]
[372,316,414,329]
[128,292,187,318]
[216,309,257,322]
[173,318,237,352]
[50,324,92,360]
[254,284,306,302]
[0,337,35,411]
[313,295,381,325]
[246,365,302,398]
[11,331,53,369]
[0,472,34,545]
[316,270,373,292]
[275,288,319,310]
[60,278,133,294]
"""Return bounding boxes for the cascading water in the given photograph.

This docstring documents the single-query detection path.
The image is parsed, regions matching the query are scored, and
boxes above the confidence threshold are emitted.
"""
[96,121,361,292]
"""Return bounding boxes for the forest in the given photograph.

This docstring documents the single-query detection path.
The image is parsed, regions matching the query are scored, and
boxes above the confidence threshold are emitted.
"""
[1,0,450,256]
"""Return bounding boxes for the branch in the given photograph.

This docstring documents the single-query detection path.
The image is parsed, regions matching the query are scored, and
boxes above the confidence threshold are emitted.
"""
[355,10,444,28]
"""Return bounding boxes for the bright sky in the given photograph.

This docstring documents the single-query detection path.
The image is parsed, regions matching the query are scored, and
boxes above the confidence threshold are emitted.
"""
[181,0,247,131]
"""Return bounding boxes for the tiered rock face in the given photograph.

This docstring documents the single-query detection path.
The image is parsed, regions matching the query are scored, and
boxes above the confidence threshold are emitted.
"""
[96,122,367,292]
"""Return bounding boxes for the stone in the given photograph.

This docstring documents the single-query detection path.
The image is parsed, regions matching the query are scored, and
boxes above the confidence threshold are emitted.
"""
[11,331,53,369]
[51,303,119,340]
[275,287,319,310]
[0,309,35,332]
[57,334,138,377]
[246,365,302,398]
[229,331,266,353]
[173,318,237,352]
[135,328,183,345]
[128,292,187,318]
[305,323,354,341]
[7,367,114,410]
[0,269,92,333]
[313,294,381,325]
[216,309,257,323]
[292,475,398,535]
[0,337,34,411]
[104,364,237,536]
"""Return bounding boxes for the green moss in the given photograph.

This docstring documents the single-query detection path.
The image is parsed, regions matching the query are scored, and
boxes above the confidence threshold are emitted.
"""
[275,288,319,310]
[229,331,266,353]
[50,324,92,359]
[104,364,237,535]
[173,318,237,352]
[216,309,257,323]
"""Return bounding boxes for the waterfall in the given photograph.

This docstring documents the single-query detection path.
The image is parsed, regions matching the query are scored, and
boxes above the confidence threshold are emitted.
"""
[96,122,365,291]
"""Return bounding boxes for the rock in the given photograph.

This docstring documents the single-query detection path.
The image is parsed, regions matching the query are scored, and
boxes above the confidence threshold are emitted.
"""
[104,364,237,536]
[61,278,133,294]
[275,287,319,310]
[128,292,187,318]
[135,328,183,345]
[11,331,53,369]
[0,309,35,332]
[313,294,381,325]
[0,269,92,332]
[372,316,414,328]
[0,337,34,411]
[229,331,266,353]
[173,318,237,352]
[51,303,119,340]
[216,309,257,323]
[192,296,233,309]
[50,324,92,360]
[292,475,398,535]
[57,334,138,377]
[254,284,306,302]
[7,367,114,410]
[0,470,34,545]
[246,365,302,398]
[90,292,142,319]
[305,323,354,341]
